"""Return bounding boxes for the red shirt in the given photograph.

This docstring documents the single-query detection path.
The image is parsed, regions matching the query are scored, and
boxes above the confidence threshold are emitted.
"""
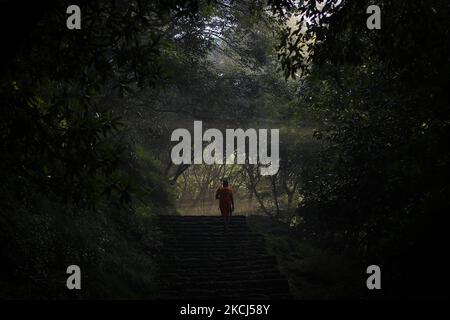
[216,187,233,208]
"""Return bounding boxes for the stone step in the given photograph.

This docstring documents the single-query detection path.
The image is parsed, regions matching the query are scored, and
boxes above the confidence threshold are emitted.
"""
[161,289,291,300]
[158,218,248,224]
[163,233,256,237]
[158,219,247,226]
[160,227,250,232]
[162,253,270,262]
[163,272,284,282]
[161,262,280,275]
[159,221,249,226]
[161,239,265,246]
[163,255,278,266]
[161,240,264,246]
[165,253,272,258]
[156,215,291,299]
[164,254,277,262]
[167,278,289,290]
[159,215,247,220]
[161,233,264,240]
[163,245,268,251]
[164,261,279,272]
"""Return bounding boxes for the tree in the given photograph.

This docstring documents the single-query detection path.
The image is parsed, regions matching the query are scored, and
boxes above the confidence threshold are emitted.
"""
[270,0,450,297]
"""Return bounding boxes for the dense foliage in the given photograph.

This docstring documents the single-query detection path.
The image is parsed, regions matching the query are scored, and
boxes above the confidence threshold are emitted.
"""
[0,0,196,298]
[274,0,450,297]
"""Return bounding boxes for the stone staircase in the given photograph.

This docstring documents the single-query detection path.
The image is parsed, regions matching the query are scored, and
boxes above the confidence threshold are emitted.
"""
[157,215,291,299]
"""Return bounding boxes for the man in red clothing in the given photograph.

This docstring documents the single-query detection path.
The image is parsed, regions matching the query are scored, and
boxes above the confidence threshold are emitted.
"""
[215,179,234,229]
